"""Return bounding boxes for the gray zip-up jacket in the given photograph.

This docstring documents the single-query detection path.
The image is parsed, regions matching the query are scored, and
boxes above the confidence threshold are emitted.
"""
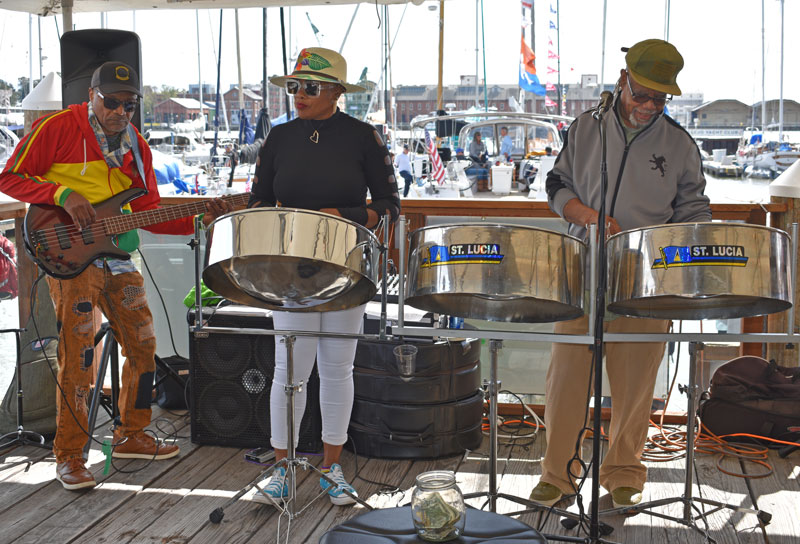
[546,98,711,241]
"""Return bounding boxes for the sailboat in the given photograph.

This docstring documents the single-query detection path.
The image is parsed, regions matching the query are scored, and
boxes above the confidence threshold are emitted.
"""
[739,0,799,177]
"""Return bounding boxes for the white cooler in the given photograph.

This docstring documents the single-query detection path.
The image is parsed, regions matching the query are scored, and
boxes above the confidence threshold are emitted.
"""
[490,164,513,195]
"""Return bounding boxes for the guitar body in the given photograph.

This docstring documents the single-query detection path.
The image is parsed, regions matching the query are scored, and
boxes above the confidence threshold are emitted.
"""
[24,188,146,279]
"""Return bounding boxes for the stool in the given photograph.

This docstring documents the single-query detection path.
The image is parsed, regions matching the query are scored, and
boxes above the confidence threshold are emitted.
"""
[319,506,547,543]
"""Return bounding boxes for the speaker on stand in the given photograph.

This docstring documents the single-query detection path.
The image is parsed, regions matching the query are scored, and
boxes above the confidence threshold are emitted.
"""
[60,29,143,132]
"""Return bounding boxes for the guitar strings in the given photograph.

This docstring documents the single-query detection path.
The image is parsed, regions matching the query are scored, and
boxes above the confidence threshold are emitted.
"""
[30,193,248,247]
[34,193,249,243]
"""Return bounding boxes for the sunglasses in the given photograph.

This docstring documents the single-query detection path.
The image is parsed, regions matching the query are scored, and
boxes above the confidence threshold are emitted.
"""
[285,80,333,97]
[625,72,671,107]
[96,90,138,113]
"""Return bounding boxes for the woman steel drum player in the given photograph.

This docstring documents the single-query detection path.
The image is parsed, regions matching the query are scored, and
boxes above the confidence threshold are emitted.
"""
[247,47,400,505]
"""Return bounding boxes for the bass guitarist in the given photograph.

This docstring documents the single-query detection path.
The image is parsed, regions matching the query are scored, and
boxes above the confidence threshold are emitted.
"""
[0,61,232,490]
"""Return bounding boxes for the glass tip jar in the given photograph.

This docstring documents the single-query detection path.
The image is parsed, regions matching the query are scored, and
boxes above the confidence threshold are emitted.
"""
[411,470,466,542]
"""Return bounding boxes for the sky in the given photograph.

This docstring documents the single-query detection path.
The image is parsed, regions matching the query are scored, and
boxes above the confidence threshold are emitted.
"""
[0,0,798,106]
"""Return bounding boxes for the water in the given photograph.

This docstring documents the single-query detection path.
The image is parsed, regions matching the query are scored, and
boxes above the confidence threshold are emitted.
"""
[0,173,775,399]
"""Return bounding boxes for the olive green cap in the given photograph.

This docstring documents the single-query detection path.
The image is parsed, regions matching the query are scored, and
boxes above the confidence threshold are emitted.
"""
[623,39,683,96]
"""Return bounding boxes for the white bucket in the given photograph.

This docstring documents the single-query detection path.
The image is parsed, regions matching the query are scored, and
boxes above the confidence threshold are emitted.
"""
[711,149,726,162]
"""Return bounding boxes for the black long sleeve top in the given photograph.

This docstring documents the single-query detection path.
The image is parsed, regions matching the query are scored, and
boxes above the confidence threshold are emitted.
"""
[248,109,400,226]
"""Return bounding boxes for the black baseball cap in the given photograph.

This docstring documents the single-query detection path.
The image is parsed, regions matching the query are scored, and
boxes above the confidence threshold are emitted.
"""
[90,61,142,97]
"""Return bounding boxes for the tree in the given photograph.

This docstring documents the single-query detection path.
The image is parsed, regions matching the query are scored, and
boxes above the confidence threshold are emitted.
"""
[16,77,41,104]
[0,79,14,108]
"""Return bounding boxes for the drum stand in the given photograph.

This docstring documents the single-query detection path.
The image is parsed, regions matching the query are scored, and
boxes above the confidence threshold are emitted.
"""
[463,339,608,543]
[208,333,373,534]
[603,341,772,536]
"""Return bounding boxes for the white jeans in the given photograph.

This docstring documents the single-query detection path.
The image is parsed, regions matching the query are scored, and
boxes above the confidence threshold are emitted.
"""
[269,304,366,450]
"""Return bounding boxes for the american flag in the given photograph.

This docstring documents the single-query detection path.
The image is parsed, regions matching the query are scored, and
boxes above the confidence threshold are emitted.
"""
[424,129,446,185]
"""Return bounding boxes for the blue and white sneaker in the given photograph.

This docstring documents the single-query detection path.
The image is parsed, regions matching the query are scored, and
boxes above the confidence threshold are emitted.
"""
[253,466,288,504]
[319,463,358,505]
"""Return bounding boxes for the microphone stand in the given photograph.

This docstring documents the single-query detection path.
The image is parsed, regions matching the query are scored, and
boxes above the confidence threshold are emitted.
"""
[588,98,612,544]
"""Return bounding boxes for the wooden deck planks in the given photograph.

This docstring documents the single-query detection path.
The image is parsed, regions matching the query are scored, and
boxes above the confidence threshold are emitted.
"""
[1,410,793,544]
[88,445,243,543]
[741,450,800,544]
[693,449,764,543]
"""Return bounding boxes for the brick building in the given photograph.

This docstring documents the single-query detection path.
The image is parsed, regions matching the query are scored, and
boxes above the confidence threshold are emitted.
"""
[151,97,207,126]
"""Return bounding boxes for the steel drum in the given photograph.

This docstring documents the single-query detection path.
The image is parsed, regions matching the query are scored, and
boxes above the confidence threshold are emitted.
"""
[406,223,586,322]
[607,222,792,320]
[203,208,380,312]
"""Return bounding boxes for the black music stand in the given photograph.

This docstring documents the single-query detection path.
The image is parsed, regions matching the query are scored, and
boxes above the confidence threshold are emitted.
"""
[0,328,50,452]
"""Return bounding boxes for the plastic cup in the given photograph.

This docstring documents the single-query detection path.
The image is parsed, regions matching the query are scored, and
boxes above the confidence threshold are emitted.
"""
[393,344,418,378]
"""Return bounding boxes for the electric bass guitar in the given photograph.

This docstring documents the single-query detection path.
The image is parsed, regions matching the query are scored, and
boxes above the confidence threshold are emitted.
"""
[24,187,249,279]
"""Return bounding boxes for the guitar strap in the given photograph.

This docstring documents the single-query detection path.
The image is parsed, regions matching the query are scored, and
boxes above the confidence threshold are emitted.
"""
[127,124,148,194]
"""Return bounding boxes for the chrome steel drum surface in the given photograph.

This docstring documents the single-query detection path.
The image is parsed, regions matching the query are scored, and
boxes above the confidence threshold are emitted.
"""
[607,222,792,320]
[406,223,586,322]
[203,208,380,312]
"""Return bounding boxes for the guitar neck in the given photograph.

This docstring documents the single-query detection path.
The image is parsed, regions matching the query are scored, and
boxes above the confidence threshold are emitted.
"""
[103,193,250,234]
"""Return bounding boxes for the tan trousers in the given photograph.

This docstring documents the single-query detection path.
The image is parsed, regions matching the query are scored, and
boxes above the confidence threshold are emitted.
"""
[541,314,669,493]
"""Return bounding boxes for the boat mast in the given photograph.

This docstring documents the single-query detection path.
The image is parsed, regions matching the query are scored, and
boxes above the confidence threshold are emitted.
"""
[235,9,245,143]
[600,0,607,86]
[556,0,561,115]
[778,0,784,144]
[196,10,203,128]
[436,0,444,113]
[761,0,766,135]
[474,0,479,108]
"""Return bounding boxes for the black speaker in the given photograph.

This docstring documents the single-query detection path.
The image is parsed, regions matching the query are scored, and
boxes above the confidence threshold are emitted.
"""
[60,29,143,131]
[188,309,322,452]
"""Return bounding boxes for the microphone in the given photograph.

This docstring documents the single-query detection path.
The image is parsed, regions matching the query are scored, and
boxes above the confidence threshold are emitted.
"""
[592,90,614,120]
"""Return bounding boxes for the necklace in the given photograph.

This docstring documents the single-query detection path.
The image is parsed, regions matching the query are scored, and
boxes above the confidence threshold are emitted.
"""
[307,111,337,144]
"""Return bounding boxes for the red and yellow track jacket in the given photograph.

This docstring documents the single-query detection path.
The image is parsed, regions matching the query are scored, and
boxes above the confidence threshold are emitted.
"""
[0,102,194,236]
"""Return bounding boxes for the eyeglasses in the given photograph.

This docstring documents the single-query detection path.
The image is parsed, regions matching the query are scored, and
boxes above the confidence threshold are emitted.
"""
[96,90,138,113]
[625,72,671,107]
[285,79,333,97]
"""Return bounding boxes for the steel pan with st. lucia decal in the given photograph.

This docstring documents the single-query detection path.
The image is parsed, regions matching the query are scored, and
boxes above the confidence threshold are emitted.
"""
[406,223,586,322]
[203,208,380,312]
[607,222,792,320]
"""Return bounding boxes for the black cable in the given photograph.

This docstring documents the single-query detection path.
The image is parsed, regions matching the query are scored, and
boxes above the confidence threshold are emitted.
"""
[29,271,108,450]
[137,248,180,358]
[348,434,403,496]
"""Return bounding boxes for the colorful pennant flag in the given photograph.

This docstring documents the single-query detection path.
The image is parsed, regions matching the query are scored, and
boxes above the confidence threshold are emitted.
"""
[547,66,558,74]
[424,129,446,185]
[519,37,546,95]
[521,0,532,8]
[546,82,556,91]
[545,96,557,108]
[548,50,559,59]
[549,20,557,29]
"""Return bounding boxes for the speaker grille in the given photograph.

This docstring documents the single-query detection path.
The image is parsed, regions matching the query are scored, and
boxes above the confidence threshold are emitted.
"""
[189,325,322,452]
[197,381,253,438]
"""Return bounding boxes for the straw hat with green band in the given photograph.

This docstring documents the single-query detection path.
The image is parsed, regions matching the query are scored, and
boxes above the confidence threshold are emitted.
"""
[270,47,366,93]
[622,39,683,96]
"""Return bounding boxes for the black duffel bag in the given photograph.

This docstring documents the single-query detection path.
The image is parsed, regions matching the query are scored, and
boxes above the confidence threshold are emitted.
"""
[698,356,800,446]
